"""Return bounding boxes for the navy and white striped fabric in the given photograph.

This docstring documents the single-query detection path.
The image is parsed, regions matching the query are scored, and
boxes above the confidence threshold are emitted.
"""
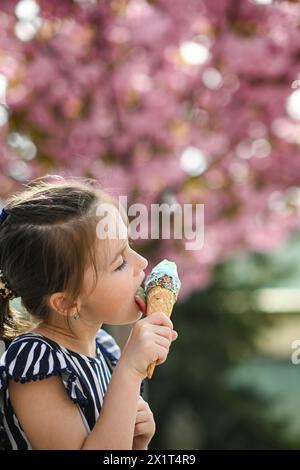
[0,329,123,450]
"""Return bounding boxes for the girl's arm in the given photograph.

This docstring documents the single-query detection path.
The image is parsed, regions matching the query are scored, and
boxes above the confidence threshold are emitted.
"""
[9,360,142,450]
[9,312,175,449]
[82,359,142,450]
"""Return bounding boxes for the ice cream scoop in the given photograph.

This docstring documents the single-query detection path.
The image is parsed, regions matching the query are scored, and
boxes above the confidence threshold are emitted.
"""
[144,259,181,379]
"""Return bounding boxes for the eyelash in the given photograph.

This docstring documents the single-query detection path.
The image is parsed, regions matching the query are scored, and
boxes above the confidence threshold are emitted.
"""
[116,259,128,271]
[115,239,134,271]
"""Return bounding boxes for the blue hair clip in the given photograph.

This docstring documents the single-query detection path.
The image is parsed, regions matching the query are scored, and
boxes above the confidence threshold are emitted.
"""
[0,208,9,222]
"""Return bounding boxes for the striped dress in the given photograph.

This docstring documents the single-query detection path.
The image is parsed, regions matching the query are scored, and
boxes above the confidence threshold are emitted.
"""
[0,329,132,450]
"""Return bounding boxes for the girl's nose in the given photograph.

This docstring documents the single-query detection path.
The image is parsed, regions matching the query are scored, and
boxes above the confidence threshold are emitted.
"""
[141,255,148,270]
[136,253,148,271]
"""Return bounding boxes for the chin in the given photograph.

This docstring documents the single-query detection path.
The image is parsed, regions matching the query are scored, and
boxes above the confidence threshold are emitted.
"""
[109,301,144,326]
[125,305,143,324]
[119,316,142,326]
[105,308,143,326]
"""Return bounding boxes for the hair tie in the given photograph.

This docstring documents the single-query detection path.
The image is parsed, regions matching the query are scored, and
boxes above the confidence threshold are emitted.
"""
[0,208,9,222]
[0,270,18,301]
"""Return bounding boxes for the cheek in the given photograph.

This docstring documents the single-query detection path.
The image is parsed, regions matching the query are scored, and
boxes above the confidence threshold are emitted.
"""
[114,274,134,299]
[98,274,133,307]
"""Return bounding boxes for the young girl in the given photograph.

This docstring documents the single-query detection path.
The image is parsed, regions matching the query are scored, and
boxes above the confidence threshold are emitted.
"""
[0,176,177,450]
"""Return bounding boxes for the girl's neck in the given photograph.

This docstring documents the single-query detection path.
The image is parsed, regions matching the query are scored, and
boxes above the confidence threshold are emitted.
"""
[29,318,102,358]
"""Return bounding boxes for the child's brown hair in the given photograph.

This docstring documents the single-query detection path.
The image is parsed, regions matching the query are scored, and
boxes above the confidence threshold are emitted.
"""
[0,175,127,340]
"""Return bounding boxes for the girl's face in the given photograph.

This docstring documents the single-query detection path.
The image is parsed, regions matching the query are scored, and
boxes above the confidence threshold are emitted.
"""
[81,214,148,326]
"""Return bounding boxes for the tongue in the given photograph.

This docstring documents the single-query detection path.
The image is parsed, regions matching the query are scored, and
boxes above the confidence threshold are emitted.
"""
[135,295,146,314]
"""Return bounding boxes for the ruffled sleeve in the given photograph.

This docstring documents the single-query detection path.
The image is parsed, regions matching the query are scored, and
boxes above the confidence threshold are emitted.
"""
[0,337,88,408]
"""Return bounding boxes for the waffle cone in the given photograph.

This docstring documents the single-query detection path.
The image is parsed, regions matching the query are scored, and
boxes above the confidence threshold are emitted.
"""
[146,286,176,379]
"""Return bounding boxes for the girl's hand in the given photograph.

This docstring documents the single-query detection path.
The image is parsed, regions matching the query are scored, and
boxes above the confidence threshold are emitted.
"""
[132,396,156,450]
[121,312,178,381]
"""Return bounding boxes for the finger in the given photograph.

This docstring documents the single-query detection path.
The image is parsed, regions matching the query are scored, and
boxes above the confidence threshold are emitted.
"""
[150,325,174,341]
[154,326,178,342]
[136,397,150,413]
[154,344,170,365]
[135,413,150,425]
[145,312,173,330]
[137,396,145,409]
[134,422,152,437]
[136,408,147,418]
[136,409,152,421]
[153,335,171,350]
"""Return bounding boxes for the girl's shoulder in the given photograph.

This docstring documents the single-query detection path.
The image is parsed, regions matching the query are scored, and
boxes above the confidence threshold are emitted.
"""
[0,329,122,393]
[0,332,88,407]
[0,332,73,384]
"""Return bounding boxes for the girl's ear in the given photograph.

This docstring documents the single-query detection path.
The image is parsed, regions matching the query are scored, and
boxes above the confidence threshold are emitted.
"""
[49,292,75,317]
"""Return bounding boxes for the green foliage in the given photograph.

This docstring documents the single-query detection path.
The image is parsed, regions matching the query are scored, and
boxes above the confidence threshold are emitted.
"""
[148,243,300,449]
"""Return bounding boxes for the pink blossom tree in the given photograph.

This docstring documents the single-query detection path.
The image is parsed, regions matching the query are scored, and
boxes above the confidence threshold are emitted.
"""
[1,0,300,299]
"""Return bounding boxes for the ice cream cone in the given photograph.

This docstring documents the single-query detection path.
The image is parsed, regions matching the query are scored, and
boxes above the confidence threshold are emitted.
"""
[146,286,176,379]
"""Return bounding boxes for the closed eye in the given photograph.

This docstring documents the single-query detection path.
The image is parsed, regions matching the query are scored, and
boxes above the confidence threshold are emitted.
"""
[115,259,127,271]
[114,238,134,271]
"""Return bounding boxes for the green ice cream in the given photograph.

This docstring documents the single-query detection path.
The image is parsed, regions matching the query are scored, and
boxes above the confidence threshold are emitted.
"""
[135,259,181,313]
[144,259,181,300]
[135,285,146,303]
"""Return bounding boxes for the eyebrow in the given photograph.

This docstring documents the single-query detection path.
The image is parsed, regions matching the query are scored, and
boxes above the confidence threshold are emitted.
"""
[110,239,128,266]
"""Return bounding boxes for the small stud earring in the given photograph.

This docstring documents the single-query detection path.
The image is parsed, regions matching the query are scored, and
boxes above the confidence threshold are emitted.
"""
[73,306,80,320]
